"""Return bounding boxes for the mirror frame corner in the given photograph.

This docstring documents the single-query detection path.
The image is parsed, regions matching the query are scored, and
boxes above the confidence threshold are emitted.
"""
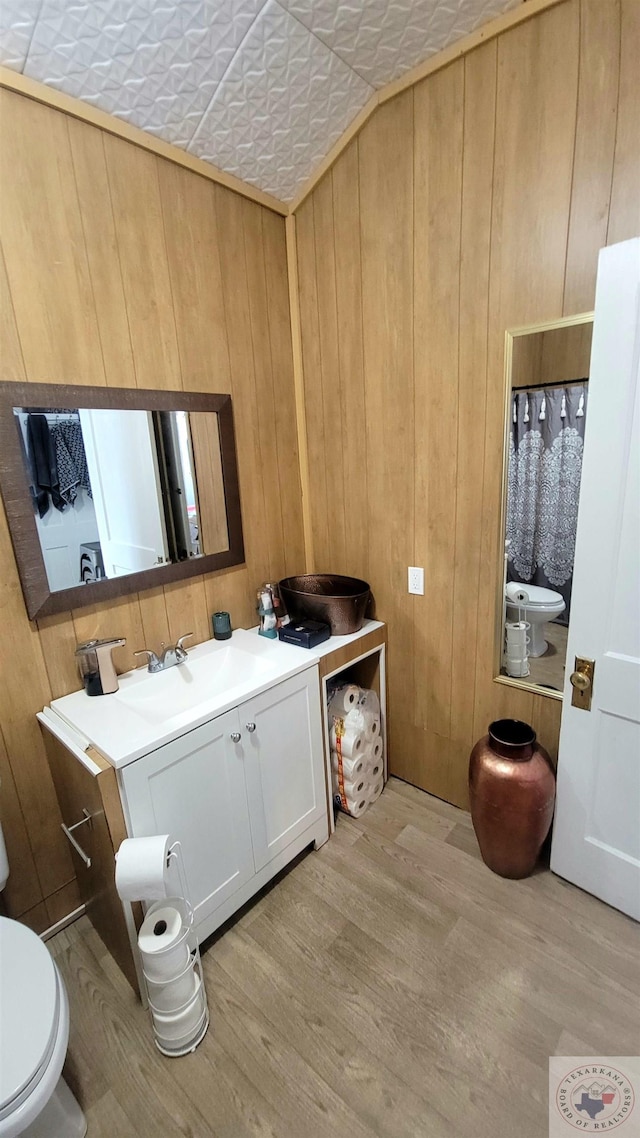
[0,381,245,621]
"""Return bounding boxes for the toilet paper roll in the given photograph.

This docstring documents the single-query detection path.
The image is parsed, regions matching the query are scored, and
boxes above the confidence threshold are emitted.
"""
[329,685,360,714]
[336,794,368,819]
[151,975,206,1043]
[331,752,365,780]
[367,778,383,805]
[329,724,365,758]
[343,706,367,732]
[332,771,367,799]
[365,716,380,743]
[138,904,190,981]
[506,583,530,605]
[362,737,383,766]
[116,835,173,902]
[146,963,198,1014]
[345,706,378,738]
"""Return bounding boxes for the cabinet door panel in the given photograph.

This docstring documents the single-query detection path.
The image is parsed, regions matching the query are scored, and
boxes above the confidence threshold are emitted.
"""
[121,710,254,926]
[243,670,325,870]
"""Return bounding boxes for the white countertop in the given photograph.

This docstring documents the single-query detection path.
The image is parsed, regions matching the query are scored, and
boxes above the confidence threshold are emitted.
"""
[47,629,320,768]
[304,619,384,658]
[42,620,384,769]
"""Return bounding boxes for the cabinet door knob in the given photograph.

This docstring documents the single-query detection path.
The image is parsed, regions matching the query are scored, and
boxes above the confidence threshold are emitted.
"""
[230,732,242,743]
[245,722,256,733]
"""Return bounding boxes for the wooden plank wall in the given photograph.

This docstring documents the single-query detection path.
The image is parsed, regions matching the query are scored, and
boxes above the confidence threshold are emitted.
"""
[0,90,304,929]
[294,0,640,808]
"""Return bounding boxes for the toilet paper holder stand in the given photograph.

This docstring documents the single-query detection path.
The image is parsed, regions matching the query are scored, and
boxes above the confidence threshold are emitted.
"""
[118,838,193,1011]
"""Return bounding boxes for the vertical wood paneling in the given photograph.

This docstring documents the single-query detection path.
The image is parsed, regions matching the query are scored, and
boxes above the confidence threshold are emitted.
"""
[452,41,498,758]
[0,504,74,896]
[67,119,137,388]
[0,92,105,384]
[563,0,620,314]
[413,62,464,763]
[359,92,415,767]
[607,0,640,245]
[472,0,579,745]
[156,161,231,393]
[0,92,301,922]
[242,201,286,582]
[0,729,41,915]
[0,249,26,382]
[312,175,346,572]
[332,142,368,583]
[296,199,331,566]
[262,210,306,577]
[103,135,182,391]
[295,0,634,809]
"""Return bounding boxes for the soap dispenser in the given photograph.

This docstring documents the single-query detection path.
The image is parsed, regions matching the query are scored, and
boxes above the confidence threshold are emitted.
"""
[75,637,126,696]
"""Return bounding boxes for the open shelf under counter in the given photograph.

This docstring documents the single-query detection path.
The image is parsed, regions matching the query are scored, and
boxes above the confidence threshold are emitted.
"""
[313,620,387,833]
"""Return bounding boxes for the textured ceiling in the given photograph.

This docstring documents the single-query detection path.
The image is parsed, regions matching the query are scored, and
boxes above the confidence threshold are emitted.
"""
[1,0,518,202]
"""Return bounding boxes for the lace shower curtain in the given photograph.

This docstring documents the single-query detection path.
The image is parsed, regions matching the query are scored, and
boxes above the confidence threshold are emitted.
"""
[506,383,588,621]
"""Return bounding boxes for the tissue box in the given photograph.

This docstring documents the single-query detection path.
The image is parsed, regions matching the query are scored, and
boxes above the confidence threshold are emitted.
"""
[278,620,331,649]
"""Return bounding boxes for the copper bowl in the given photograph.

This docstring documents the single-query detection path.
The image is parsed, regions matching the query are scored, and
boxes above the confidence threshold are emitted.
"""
[279,574,371,636]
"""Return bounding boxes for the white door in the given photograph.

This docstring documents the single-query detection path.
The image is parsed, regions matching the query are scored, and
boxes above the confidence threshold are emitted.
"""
[242,670,326,871]
[79,408,169,576]
[551,237,640,921]
[121,710,255,927]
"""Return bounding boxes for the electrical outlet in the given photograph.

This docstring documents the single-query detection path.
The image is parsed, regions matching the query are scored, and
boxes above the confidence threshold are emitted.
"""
[408,566,424,595]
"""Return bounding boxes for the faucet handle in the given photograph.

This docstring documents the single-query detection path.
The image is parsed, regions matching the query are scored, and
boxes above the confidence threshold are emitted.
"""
[134,648,161,672]
[176,633,193,651]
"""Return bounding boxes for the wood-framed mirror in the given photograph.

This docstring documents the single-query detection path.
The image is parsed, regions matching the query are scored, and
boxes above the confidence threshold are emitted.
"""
[494,313,594,699]
[0,382,244,620]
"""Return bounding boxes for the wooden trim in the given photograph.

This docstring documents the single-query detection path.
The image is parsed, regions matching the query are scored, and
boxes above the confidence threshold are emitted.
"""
[289,93,380,214]
[0,67,288,217]
[317,625,387,682]
[0,382,245,620]
[40,724,141,993]
[41,904,86,941]
[494,675,563,701]
[2,1,567,221]
[285,214,314,571]
[380,0,567,104]
[493,310,594,700]
[290,0,567,212]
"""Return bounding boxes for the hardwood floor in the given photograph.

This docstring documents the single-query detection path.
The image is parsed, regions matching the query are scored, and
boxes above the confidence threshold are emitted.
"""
[50,778,639,1138]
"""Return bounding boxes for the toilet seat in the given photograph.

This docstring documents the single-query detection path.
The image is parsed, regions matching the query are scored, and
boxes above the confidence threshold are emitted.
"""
[506,583,563,608]
[0,918,69,1138]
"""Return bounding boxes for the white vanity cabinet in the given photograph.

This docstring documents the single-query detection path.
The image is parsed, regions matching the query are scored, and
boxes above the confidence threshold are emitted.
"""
[119,668,328,943]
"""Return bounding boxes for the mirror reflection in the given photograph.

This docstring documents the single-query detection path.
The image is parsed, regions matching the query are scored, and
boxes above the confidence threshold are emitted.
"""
[500,318,593,694]
[14,405,229,593]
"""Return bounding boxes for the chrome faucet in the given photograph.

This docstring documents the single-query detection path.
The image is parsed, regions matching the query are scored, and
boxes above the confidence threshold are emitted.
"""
[134,633,193,673]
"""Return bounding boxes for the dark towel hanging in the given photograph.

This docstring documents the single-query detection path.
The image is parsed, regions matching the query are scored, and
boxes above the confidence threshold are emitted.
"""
[56,421,93,502]
[26,414,58,517]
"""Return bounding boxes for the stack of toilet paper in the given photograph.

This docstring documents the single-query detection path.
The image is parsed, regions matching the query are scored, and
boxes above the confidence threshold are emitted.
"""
[328,685,384,818]
[115,835,209,1057]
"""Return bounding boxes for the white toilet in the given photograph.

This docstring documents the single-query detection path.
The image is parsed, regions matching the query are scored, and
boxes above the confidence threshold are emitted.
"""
[505,582,565,657]
[0,917,87,1138]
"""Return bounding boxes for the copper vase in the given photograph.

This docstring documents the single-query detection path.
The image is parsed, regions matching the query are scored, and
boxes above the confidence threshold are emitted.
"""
[469,719,555,879]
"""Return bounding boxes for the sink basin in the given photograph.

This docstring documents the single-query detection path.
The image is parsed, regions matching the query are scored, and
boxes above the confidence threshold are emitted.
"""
[48,627,322,767]
[114,642,278,725]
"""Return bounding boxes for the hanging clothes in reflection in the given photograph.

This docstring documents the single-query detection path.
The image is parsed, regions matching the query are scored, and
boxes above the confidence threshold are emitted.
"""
[54,420,93,506]
[25,412,92,517]
[506,382,588,620]
[26,414,63,516]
